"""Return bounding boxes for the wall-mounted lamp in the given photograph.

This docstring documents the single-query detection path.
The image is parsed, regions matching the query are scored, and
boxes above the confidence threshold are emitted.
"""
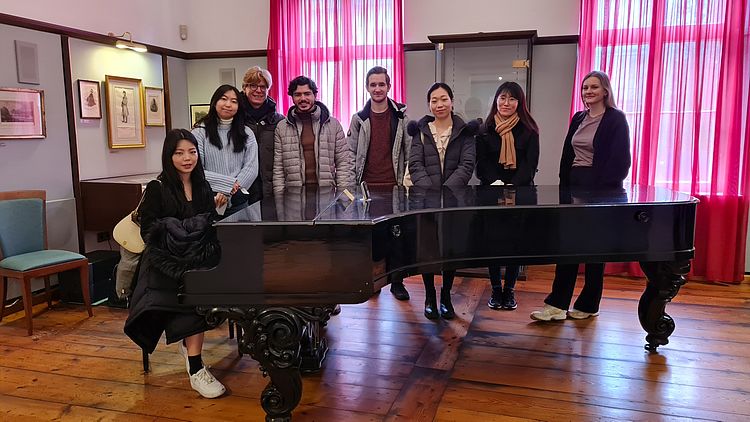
[108,32,147,53]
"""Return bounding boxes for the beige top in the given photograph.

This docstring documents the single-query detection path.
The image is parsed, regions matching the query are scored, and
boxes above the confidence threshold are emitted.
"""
[572,111,603,168]
[428,121,453,171]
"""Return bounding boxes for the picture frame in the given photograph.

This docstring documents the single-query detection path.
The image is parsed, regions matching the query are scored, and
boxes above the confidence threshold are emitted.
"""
[143,86,165,126]
[0,87,46,139]
[77,79,102,119]
[14,40,40,85]
[105,75,145,149]
[190,104,210,128]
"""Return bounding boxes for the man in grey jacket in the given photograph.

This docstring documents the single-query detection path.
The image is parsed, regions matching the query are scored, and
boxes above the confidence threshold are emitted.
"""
[273,76,355,191]
[347,66,411,301]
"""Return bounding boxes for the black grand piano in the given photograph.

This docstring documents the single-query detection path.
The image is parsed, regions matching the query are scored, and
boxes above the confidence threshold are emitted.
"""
[182,184,697,422]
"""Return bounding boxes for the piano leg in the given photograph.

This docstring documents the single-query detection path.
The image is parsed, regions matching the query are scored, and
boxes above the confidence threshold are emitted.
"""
[638,260,690,352]
[198,306,332,421]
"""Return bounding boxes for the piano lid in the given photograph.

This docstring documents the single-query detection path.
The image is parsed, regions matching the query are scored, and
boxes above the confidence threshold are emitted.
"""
[218,185,697,226]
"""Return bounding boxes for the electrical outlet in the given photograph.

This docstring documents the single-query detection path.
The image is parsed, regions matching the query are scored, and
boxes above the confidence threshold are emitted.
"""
[97,232,111,242]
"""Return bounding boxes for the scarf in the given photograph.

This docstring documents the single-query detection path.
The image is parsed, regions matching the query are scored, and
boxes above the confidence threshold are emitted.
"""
[494,113,519,169]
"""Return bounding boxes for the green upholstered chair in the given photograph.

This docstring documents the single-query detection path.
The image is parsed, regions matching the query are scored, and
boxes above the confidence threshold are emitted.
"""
[0,190,93,335]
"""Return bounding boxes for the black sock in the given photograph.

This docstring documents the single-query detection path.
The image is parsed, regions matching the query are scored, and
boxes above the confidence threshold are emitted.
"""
[188,355,203,375]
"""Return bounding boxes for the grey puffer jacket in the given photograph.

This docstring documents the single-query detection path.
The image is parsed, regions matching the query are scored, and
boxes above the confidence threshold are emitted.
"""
[347,98,409,185]
[273,101,355,191]
[407,114,479,187]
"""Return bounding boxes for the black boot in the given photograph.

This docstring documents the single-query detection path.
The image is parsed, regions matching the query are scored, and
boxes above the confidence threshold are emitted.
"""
[439,288,455,319]
[502,288,517,310]
[488,288,503,310]
[424,288,438,320]
[390,282,410,301]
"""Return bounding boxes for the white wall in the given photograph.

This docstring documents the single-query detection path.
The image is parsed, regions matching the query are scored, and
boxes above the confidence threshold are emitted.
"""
[186,57,267,105]
[70,38,166,180]
[168,56,191,130]
[403,0,580,43]
[0,24,79,297]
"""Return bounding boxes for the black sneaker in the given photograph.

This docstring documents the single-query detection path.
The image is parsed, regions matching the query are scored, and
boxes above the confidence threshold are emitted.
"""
[502,289,517,310]
[488,291,503,310]
[390,282,410,301]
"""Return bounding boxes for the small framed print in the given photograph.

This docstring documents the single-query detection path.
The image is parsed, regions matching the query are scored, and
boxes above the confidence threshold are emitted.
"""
[0,87,46,139]
[143,86,165,126]
[78,79,102,119]
[105,75,145,148]
[190,104,210,128]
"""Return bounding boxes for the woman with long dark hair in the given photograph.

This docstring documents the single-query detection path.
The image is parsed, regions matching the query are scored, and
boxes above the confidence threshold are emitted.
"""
[476,81,539,311]
[192,84,258,215]
[125,129,228,398]
[407,82,478,320]
[530,70,631,321]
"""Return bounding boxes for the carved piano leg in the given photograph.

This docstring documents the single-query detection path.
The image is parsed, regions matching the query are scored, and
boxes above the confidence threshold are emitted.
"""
[198,306,333,421]
[638,261,690,352]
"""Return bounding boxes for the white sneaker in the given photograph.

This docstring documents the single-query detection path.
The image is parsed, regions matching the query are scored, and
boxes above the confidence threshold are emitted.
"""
[178,341,190,374]
[530,304,567,321]
[189,367,226,398]
[567,309,600,320]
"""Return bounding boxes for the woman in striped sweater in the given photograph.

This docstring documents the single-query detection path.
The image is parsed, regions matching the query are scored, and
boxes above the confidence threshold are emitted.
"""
[192,84,258,215]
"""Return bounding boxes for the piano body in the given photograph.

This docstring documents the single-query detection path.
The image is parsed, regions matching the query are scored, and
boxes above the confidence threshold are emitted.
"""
[182,185,697,421]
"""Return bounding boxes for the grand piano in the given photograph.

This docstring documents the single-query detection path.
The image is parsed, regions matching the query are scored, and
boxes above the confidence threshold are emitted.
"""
[182,184,697,422]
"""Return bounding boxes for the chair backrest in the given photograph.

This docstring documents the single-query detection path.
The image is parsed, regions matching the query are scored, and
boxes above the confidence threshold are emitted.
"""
[0,190,47,260]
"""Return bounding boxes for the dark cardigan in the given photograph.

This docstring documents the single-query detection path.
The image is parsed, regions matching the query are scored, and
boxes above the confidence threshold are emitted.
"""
[407,114,479,186]
[559,107,631,187]
[476,121,539,186]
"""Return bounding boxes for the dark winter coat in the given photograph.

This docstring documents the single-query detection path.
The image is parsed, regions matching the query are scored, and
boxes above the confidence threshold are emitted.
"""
[476,121,539,186]
[124,180,220,353]
[407,114,479,187]
[559,107,631,187]
[242,95,285,199]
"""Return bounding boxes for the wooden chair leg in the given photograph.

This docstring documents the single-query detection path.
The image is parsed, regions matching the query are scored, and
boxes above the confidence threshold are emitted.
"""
[22,276,33,336]
[79,262,93,317]
[142,349,150,373]
[44,276,52,308]
[0,276,7,322]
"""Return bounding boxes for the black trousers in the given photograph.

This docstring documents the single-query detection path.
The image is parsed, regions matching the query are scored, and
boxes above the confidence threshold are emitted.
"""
[488,265,519,292]
[545,166,606,313]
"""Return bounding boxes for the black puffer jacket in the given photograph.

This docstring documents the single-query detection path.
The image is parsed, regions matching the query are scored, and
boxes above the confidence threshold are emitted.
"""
[124,213,220,353]
[242,95,285,198]
[407,114,478,186]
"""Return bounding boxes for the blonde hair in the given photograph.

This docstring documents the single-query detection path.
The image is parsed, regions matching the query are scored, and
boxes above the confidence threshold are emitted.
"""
[581,70,617,109]
[242,66,273,89]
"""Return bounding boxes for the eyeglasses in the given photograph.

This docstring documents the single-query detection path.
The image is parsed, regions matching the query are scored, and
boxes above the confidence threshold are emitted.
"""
[244,84,268,92]
[497,96,519,104]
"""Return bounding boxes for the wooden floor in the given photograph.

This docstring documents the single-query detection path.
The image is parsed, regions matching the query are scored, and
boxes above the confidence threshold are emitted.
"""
[2,266,750,421]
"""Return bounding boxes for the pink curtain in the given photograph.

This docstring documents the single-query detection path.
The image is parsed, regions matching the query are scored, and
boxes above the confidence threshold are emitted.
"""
[575,0,750,282]
[267,0,405,123]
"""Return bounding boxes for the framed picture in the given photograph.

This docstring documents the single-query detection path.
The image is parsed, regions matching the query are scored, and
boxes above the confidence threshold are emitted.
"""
[190,104,210,128]
[77,79,102,119]
[143,86,165,126]
[105,75,145,149]
[0,87,46,139]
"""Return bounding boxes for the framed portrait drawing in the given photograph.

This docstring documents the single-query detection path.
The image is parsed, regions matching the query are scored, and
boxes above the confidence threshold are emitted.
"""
[105,75,145,148]
[78,79,102,119]
[0,87,46,139]
[190,104,210,128]
[143,86,164,126]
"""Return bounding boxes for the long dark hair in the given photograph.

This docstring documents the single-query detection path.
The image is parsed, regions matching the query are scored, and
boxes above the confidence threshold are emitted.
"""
[195,84,248,153]
[486,82,538,134]
[158,129,211,209]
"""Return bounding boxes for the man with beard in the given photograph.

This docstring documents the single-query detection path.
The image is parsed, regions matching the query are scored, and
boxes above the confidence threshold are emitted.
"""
[348,66,411,301]
[273,76,354,191]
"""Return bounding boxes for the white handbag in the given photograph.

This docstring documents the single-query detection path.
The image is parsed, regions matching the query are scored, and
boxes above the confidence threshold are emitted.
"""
[113,211,145,254]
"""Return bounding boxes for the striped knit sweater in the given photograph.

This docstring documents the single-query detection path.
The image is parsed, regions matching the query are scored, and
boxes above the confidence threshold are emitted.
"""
[192,123,258,195]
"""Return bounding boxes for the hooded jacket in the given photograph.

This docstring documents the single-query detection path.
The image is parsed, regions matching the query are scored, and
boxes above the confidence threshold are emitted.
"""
[407,114,479,186]
[272,101,355,191]
[348,98,409,185]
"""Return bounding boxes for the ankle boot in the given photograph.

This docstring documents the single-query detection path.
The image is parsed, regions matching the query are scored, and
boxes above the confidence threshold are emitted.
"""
[502,288,517,310]
[439,288,455,319]
[424,288,438,320]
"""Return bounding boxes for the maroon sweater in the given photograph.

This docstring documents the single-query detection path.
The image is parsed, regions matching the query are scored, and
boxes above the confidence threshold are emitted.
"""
[362,109,396,186]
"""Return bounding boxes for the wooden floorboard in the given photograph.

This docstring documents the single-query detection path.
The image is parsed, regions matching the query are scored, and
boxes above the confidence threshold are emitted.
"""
[1,266,750,421]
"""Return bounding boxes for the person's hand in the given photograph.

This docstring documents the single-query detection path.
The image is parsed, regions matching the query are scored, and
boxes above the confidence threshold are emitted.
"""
[214,193,228,208]
[231,181,241,195]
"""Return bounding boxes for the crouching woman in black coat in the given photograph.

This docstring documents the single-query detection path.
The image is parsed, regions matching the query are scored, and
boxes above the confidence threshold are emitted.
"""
[124,129,228,399]
[408,82,478,320]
